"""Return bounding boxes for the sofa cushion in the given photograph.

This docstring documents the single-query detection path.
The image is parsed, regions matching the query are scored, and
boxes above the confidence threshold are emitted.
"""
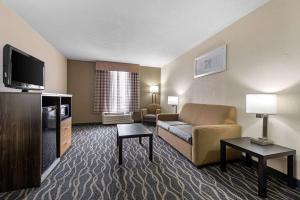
[168,124,192,144]
[157,120,188,130]
[179,103,237,126]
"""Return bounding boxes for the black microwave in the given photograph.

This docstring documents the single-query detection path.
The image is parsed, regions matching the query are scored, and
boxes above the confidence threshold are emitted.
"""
[60,104,70,120]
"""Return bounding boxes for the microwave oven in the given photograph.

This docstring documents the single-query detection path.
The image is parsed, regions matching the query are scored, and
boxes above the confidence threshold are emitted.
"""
[60,104,70,120]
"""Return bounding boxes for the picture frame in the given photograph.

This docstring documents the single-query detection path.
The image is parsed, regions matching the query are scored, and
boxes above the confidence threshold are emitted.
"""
[194,44,227,78]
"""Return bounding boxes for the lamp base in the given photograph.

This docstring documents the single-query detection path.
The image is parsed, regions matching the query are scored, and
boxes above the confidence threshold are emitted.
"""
[250,137,274,146]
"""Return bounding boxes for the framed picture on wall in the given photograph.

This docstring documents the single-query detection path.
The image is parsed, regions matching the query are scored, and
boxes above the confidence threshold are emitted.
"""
[194,44,227,78]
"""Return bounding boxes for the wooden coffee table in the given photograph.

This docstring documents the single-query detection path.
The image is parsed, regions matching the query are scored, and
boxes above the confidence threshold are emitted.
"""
[220,137,296,198]
[117,124,153,165]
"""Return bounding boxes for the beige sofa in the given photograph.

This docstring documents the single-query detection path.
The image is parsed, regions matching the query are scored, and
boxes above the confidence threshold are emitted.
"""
[157,103,241,167]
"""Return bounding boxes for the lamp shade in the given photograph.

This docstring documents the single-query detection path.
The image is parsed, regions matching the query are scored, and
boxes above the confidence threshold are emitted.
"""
[168,96,178,105]
[246,94,277,114]
[150,85,159,93]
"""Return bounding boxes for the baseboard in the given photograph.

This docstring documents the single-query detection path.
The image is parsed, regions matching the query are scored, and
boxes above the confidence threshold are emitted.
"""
[241,156,300,188]
[72,122,102,126]
[73,121,145,126]
[41,158,60,182]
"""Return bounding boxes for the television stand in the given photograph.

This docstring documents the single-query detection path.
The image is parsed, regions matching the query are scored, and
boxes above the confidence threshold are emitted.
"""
[0,92,73,192]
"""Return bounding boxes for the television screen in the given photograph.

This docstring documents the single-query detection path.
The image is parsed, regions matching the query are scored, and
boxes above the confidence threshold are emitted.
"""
[3,44,45,91]
[11,50,44,86]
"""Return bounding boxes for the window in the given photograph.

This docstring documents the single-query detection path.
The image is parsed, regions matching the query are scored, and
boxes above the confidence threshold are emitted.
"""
[110,71,130,112]
[94,70,140,113]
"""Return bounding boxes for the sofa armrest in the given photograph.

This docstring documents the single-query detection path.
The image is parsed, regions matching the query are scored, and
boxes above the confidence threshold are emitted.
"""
[141,108,147,115]
[156,109,161,115]
[192,124,241,165]
[157,113,179,121]
[141,108,147,120]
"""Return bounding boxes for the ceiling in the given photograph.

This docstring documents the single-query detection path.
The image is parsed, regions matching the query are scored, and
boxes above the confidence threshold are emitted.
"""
[3,0,269,67]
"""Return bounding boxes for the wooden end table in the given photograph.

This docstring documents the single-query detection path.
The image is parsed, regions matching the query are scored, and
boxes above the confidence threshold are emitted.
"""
[117,124,153,165]
[220,137,296,198]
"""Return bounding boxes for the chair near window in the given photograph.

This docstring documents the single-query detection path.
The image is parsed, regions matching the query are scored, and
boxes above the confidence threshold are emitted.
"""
[141,104,161,124]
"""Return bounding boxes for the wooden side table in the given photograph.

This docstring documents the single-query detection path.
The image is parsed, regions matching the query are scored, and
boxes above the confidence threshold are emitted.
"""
[220,137,296,198]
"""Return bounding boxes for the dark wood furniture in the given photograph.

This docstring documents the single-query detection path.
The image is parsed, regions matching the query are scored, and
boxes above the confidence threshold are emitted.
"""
[117,124,153,165]
[0,92,72,193]
[0,93,41,193]
[220,137,296,198]
[40,93,73,157]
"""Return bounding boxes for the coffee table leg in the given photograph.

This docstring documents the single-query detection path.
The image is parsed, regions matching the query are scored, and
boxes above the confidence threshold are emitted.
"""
[149,135,153,161]
[258,157,267,198]
[139,137,142,145]
[287,155,296,188]
[220,141,226,172]
[119,138,123,165]
[117,130,119,147]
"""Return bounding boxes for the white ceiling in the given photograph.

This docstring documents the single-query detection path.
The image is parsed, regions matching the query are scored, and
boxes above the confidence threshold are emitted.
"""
[3,0,268,67]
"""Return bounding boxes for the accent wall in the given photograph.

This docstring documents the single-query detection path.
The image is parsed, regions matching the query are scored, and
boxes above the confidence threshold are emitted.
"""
[67,60,161,124]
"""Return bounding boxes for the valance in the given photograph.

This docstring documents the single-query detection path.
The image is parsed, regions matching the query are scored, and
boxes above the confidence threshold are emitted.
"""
[96,61,139,73]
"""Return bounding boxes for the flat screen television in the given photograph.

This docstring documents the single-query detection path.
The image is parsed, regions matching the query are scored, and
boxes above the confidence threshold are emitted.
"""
[3,44,45,92]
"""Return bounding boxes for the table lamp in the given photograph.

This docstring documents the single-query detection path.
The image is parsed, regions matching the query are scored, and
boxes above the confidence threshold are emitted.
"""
[150,85,159,104]
[246,94,277,145]
[168,96,178,113]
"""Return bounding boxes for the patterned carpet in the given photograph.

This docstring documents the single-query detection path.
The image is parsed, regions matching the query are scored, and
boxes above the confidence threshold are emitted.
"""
[0,124,300,200]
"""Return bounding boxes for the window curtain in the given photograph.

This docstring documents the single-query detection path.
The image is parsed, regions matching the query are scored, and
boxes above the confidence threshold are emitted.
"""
[94,64,140,113]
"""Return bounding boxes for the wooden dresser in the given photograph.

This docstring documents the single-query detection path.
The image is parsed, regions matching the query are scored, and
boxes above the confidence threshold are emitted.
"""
[0,92,72,192]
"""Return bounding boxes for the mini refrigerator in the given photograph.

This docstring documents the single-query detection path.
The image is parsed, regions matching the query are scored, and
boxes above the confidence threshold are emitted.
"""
[42,106,58,175]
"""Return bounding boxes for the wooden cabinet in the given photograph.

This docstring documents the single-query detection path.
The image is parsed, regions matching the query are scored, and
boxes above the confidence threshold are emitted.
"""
[0,92,72,193]
[42,93,72,157]
[60,117,72,156]
[0,93,42,192]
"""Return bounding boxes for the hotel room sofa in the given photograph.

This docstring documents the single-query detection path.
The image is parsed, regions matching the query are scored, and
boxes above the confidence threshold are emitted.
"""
[156,103,241,167]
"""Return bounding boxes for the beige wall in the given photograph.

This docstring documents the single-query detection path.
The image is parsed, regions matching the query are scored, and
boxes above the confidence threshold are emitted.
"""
[0,3,67,93]
[67,60,100,124]
[140,66,161,108]
[161,0,300,179]
[67,60,161,124]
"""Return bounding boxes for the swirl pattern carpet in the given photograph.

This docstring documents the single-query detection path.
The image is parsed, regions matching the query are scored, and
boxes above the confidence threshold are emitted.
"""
[0,125,299,200]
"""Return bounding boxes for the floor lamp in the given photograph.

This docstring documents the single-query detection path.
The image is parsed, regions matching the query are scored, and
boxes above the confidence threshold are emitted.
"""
[150,86,159,104]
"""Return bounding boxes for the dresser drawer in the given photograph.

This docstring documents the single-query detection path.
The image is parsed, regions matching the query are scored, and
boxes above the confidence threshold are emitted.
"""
[60,117,72,156]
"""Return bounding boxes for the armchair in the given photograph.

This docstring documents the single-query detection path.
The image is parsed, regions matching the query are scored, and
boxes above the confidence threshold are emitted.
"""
[141,104,161,123]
